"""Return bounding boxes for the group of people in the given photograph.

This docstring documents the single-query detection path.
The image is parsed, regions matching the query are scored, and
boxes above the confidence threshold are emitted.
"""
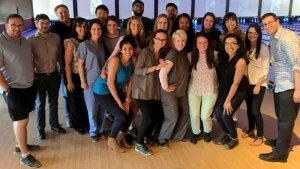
[0,0,299,168]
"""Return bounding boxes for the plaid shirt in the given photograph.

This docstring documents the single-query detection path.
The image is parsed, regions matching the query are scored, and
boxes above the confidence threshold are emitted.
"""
[269,27,300,93]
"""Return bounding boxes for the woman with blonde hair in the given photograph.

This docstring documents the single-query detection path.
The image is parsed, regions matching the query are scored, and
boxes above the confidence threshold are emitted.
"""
[153,14,172,36]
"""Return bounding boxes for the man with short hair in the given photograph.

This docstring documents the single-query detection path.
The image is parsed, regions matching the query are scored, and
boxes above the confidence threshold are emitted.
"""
[166,3,178,21]
[27,14,66,140]
[95,4,109,29]
[50,4,74,128]
[0,14,41,168]
[120,0,154,36]
[259,12,300,163]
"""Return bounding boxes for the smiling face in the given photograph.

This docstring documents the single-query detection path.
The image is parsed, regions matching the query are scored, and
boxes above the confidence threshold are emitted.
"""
[76,21,87,38]
[224,37,240,57]
[166,6,178,20]
[262,16,280,36]
[247,27,258,43]
[132,2,144,17]
[36,19,50,34]
[55,6,70,23]
[204,15,214,31]
[5,17,24,38]
[90,23,102,39]
[106,20,118,35]
[225,18,237,32]
[129,19,141,36]
[196,36,209,54]
[96,9,108,24]
[157,17,168,31]
[173,35,187,51]
[179,16,190,32]
[121,43,134,59]
[153,32,167,50]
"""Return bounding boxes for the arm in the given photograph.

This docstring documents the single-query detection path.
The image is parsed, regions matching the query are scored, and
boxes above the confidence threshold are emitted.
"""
[159,60,175,92]
[224,58,247,114]
[77,43,88,89]
[294,70,300,103]
[0,60,9,91]
[107,57,123,106]
[64,41,75,91]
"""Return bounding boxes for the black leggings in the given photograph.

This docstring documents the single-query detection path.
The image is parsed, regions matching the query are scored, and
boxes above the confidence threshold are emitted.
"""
[215,91,247,139]
[245,85,266,137]
[94,91,134,138]
[135,99,164,145]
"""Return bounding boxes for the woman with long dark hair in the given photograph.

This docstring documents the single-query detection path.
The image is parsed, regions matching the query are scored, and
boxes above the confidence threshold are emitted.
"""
[215,33,249,150]
[241,24,270,146]
[222,12,245,41]
[201,12,222,51]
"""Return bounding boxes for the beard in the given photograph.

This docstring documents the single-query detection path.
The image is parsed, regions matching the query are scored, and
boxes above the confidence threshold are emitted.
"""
[133,11,144,17]
[169,15,176,20]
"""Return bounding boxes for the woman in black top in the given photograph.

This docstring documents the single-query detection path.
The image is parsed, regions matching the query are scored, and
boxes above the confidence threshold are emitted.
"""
[215,33,249,150]
[172,13,195,53]
[200,12,222,51]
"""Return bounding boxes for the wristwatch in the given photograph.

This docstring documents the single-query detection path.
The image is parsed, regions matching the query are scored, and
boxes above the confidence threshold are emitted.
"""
[153,66,157,71]
[125,98,132,102]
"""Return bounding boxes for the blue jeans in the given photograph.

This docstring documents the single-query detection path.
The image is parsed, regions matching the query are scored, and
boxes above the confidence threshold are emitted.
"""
[61,74,70,122]
[35,72,61,130]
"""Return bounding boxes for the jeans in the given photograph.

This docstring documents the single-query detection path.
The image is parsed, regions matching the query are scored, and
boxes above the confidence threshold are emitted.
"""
[35,72,61,130]
[245,85,266,137]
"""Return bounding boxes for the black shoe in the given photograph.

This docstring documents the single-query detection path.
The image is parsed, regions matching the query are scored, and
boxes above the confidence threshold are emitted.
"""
[37,130,45,140]
[90,136,99,142]
[159,142,169,149]
[20,154,42,168]
[51,125,67,134]
[129,127,138,138]
[14,144,40,154]
[259,152,288,163]
[264,139,277,147]
[204,132,212,143]
[190,134,199,144]
[223,139,239,150]
[218,134,231,145]
[75,129,85,135]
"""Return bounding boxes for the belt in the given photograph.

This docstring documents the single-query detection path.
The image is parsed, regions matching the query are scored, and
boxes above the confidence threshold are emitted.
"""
[35,71,59,76]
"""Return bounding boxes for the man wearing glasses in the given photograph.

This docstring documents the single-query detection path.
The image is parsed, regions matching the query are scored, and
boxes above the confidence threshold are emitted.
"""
[0,14,41,168]
[27,14,66,140]
[166,3,178,21]
[121,0,154,36]
[259,13,300,162]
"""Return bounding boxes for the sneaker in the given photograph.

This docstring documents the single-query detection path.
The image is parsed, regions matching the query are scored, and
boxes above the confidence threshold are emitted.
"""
[218,134,231,145]
[135,144,153,156]
[223,139,239,150]
[204,133,212,143]
[51,125,67,134]
[20,154,42,168]
[159,142,169,149]
[14,144,40,154]
[37,130,45,140]
[90,136,99,143]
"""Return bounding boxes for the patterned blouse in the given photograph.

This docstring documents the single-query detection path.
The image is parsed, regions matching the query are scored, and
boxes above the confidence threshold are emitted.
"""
[64,38,80,73]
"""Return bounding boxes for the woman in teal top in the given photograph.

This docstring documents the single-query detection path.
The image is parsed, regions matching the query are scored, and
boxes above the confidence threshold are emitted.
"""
[93,35,136,153]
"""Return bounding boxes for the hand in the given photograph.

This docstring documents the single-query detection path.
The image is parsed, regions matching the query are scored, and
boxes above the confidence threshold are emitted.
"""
[223,101,233,115]
[100,68,107,79]
[67,82,75,92]
[253,85,261,94]
[118,102,125,112]
[81,82,88,89]
[122,101,130,114]
[156,59,168,70]
[294,90,300,103]
[164,84,176,93]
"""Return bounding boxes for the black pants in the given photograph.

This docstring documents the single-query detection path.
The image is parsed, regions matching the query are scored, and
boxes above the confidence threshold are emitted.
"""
[135,99,164,145]
[215,91,247,139]
[94,90,134,138]
[245,85,266,137]
[273,89,299,156]
[66,73,89,130]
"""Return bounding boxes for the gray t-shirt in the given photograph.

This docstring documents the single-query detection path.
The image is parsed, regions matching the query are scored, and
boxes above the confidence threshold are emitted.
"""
[102,30,126,57]
[0,31,34,92]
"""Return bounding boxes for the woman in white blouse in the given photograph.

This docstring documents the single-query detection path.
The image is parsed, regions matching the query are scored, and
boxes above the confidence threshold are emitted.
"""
[188,32,218,144]
[241,24,270,146]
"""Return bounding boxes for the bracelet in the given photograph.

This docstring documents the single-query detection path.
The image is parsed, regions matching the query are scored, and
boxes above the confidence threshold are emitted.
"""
[153,66,157,71]
[125,98,131,102]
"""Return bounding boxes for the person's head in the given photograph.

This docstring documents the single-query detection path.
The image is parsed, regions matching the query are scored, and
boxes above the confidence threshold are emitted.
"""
[172,29,187,51]
[95,5,109,24]
[88,19,102,40]
[261,13,280,36]
[202,12,216,32]
[72,17,88,39]
[152,29,168,50]
[223,33,245,58]
[153,14,171,35]
[106,15,119,36]
[173,13,193,33]
[35,14,50,34]
[132,0,144,17]
[120,35,137,59]
[246,23,262,58]
[166,3,178,21]
[126,16,145,47]
[54,4,70,23]
[5,14,24,38]
[191,32,215,70]
[222,12,240,34]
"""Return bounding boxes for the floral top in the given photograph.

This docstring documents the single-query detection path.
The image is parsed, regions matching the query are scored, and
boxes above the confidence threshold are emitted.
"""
[64,38,80,73]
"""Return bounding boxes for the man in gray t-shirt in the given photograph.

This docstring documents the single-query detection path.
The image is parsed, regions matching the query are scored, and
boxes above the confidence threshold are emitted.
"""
[0,14,41,168]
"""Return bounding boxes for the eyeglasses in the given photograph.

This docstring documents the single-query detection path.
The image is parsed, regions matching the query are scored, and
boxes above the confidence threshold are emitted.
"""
[225,42,239,47]
[8,24,24,29]
[262,19,277,28]
[154,37,167,42]
[248,32,258,35]
[133,4,144,9]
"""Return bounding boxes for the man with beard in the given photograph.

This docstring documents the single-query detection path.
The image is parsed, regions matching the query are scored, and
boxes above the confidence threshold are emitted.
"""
[50,4,74,128]
[166,3,178,22]
[27,14,66,140]
[120,0,154,36]
[0,14,41,168]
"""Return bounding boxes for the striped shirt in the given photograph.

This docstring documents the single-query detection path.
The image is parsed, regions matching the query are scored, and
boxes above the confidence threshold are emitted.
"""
[269,27,300,93]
